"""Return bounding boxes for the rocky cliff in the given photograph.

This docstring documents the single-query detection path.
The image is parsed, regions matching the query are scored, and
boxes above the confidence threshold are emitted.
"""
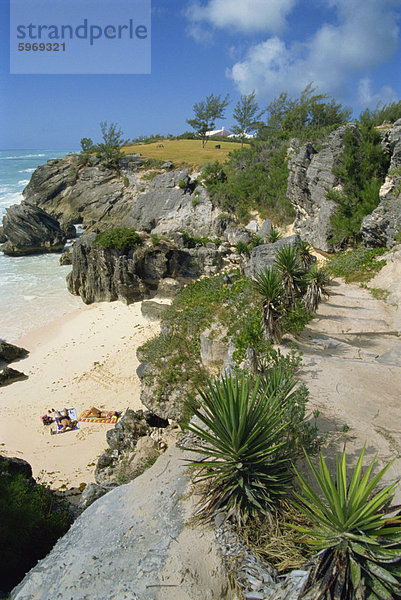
[361,119,401,247]
[287,121,401,250]
[67,233,231,304]
[20,155,222,237]
[286,124,360,251]
[0,201,67,256]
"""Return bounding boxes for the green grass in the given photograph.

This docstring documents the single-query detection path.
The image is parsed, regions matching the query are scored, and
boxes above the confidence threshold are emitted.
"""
[325,247,387,283]
[121,139,249,170]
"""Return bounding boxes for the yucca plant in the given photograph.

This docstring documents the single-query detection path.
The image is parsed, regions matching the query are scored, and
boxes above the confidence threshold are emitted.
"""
[293,447,401,599]
[303,266,330,312]
[253,266,284,342]
[274,244,305,307]
[184,373,293,521]
[298,239,315,271]
[269,227,282,243]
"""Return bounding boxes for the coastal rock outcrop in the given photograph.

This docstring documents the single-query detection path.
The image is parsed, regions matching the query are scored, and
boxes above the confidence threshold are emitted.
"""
[361,119,401,247]
[0,341,28,363]
[67,233,229,304]
[1,202,67,256]
[22,155,224,237]
[0,366,28,386]
[287,124,360,250]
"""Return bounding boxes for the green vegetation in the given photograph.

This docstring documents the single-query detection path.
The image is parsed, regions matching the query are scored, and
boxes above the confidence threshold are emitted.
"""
[185,372,293,519]
[259,84,351,143]
[231,91,264,148]
[359,101,401,127]
[326,247,387,283]
[329,119,390,246]
[93,228,142,251]
[202,144,293,224]
[122,176,129,187]
[80,121,126,169]
[294,447,401,599]
[187,92,230,148]
[0,470,71,593]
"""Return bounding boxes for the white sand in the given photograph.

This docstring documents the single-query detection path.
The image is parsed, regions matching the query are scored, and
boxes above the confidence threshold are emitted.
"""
[0,301,160,492]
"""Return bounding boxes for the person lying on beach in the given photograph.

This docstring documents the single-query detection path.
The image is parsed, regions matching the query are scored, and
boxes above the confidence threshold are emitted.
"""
[86,407,120,419]
[52,408,78,433]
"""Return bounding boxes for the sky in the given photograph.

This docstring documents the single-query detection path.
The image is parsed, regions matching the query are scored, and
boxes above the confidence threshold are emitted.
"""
[1,0,401,149]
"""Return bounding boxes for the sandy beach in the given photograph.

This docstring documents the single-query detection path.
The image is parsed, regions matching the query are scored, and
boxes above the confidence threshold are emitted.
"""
[0,300,160,494]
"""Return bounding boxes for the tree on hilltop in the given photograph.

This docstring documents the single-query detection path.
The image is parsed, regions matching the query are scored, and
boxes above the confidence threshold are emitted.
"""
[187,93,230,148]
[96,121,126,168]
[231,91,265,148]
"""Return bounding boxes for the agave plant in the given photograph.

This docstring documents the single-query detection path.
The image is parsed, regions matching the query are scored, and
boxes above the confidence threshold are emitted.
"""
[293,447,401,599]
[303,266,330,312]
[269,227,282,243]
[298,239,315,271]
[253,267,283,342]
[184,373,293,520]
[274,244,305,307]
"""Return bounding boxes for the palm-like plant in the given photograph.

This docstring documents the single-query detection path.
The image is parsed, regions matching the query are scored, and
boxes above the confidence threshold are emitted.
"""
[274,244,305,307]
[303,266,330,312]
[293,447,401,599]
[269,227,282,243]
[298,239,315,271]
[253,267,283,342]
[184,373,293,520]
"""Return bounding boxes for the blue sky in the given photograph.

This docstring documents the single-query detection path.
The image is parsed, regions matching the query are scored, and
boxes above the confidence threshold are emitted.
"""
[1,0,401,149]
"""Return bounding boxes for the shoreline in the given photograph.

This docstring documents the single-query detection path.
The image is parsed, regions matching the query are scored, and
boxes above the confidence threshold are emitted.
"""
[0,299,160,494]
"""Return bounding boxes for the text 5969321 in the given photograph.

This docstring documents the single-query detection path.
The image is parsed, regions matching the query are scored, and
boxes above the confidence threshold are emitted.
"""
[18,42,66,51]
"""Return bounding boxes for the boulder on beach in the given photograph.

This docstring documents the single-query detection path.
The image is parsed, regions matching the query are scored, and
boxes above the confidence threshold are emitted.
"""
[0,367,28,386]
[0,341,28,363]
[1,202,67,256]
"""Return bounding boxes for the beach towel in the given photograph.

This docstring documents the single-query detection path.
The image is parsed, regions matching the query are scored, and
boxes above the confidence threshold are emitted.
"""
[78,409,120,424]
[53,408,79,433]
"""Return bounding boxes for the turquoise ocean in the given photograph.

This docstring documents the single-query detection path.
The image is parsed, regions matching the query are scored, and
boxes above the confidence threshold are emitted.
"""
[0,150,82,343]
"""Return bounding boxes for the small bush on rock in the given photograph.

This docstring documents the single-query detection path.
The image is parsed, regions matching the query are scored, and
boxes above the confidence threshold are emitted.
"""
[94,228,142,251]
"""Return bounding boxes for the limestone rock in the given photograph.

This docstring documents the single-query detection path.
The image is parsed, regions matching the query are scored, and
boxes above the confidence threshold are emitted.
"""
[200,326,229,370]
[361,120,401,247]
[287,124,360,250]
[140,300,166,321]
[245,235,300,278]
[155,277,183,298]
[0,341,28,363]
[67,233,228,305]
[258,218,273,240]
[0,455,32,479]
[0,226,6,243]
[1,202,67,256]
[78,482,117,511]
[59,247,73,265]
[0,367,27,386]
[245,220,259,234]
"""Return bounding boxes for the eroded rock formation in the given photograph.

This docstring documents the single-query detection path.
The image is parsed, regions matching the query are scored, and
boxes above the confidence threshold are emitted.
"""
[1,202,67,256]
[286,124,360,251]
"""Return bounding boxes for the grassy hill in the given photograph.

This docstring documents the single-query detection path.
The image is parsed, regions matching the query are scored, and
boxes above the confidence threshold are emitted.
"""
[121,139,248,170]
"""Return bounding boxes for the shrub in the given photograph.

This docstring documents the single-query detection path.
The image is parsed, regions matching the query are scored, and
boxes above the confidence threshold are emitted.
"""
[94,228,142,251]
[326,247,387,283]
[122,176,129,187]
[294,447,401,599]
[184,373,293,520]
[150,233,160,245]
[0,472,71,593]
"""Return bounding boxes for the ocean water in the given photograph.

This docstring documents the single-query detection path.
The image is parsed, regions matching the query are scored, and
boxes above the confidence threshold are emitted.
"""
[0,150,83,343]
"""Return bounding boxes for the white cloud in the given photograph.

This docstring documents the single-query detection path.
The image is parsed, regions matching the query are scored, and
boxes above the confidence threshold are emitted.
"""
[227,0,401,104]
[186,0,297,35]
[357,78,398,108]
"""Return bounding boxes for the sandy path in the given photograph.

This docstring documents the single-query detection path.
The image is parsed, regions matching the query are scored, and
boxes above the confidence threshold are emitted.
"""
[295,278,401,501]
[0,301,160,493]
